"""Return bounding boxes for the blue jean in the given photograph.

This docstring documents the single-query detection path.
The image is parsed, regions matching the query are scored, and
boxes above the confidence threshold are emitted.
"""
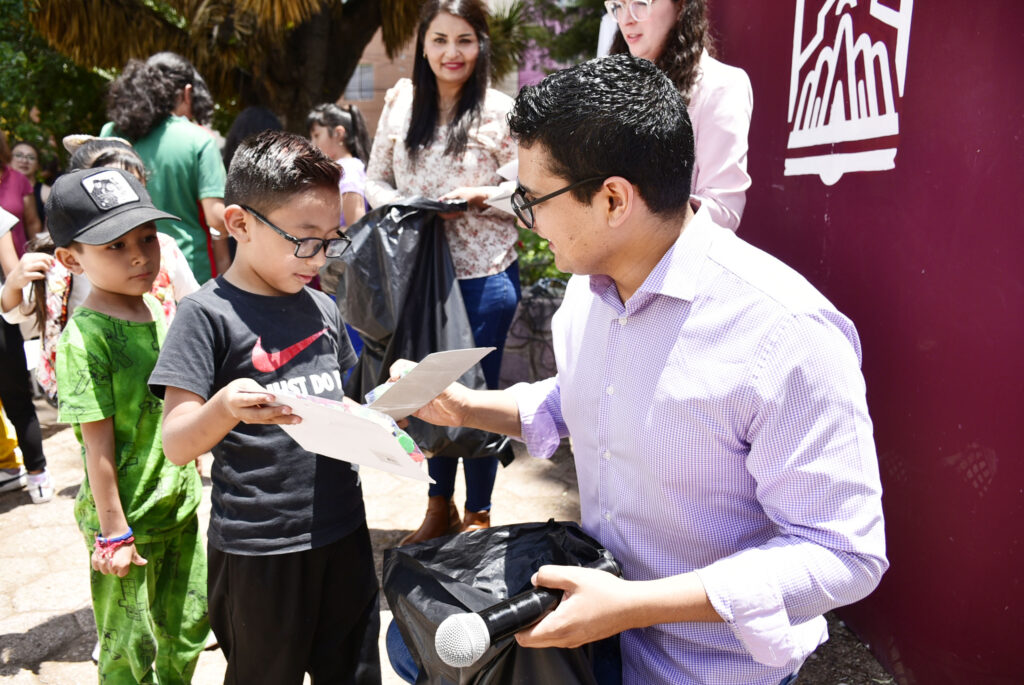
[427,262,520,512]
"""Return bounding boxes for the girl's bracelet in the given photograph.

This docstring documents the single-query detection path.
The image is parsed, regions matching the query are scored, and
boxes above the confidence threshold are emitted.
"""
[96,527,133,547]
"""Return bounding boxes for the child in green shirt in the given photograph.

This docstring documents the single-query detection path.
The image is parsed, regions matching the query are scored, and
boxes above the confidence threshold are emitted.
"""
[49,167,208,684]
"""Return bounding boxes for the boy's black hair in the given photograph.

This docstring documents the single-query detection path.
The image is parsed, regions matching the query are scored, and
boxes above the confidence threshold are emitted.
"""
[225,130,341,212]
[508,54,694,217]
[223,106,283,169]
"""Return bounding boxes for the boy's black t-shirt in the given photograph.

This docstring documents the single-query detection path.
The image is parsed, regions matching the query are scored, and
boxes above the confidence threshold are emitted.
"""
[150,277,362,555]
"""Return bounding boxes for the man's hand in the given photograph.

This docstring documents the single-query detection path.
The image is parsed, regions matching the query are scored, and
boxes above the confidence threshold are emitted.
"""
[92,542,147,577]
[222,378,300,425]
[515,565,638,649]
[388,359,471,427]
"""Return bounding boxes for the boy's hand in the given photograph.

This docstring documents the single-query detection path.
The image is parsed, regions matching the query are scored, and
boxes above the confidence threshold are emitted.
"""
[92,542,147,577]
[222,378,301,425]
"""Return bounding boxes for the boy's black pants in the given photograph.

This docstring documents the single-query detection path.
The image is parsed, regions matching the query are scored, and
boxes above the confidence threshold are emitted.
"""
[209,522,381,685]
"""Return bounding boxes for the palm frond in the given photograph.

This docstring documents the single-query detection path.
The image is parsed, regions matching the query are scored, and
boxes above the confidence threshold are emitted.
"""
[488,0,536,83]
[27,0,189,69]
[380,0,420,59]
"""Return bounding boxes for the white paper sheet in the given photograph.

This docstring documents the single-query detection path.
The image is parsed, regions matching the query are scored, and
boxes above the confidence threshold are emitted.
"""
[366,347,493,419]
[264,347,494,482]
[271,391,433,482]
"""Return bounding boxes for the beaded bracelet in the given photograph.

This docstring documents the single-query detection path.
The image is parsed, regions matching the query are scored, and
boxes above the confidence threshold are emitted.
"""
[96,527,134,546]
[95,528,136,559]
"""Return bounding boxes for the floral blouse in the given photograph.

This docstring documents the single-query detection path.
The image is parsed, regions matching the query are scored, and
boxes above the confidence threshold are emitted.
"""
[366,78,518,280]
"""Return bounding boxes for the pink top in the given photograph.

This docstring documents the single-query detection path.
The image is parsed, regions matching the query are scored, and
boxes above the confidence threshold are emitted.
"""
[366,79,518,279]
[0,166,33,256]
[687,52,753,232]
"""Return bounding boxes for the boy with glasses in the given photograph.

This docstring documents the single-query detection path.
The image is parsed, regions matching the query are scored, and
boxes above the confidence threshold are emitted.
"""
[150,131,380,683]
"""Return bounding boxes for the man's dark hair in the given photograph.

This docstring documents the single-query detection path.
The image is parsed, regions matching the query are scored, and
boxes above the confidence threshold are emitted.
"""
[225,130,341,212]
[508,54,694,216]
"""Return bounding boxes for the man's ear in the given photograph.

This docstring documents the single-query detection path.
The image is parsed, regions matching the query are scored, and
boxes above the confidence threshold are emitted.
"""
[55,246,83,275]
[601,176,635,228]
[223,204,250,243]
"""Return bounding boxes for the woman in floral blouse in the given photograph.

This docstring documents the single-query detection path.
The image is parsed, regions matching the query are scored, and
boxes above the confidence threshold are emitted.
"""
[366,0,520,545]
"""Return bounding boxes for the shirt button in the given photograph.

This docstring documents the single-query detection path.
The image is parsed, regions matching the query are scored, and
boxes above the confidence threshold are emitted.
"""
[606,385,614,395]
[618,316,627,326]
[603,450,611,461]
[603,511,611,521]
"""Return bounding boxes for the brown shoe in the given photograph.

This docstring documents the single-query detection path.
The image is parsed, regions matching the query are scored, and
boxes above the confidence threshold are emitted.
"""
[462,509,491,533]
[399,496,461,546]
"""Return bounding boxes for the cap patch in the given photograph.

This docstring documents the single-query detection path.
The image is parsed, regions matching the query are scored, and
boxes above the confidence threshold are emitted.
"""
[80,170,139,211]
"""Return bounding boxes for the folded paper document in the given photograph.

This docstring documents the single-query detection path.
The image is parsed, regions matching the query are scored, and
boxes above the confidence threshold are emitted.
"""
[269,347,494,482]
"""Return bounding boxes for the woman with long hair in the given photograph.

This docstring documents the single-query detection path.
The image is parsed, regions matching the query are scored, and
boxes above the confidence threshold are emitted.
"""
[606,0,752,230]
[308,102,372,227]
[366,0,520,545]
[102,51,229,281]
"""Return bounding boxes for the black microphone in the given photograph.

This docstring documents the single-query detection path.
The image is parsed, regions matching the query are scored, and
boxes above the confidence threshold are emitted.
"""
[434,553,621,668]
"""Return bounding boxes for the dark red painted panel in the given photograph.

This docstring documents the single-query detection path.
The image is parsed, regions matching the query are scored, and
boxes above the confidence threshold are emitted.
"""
[708,2,1024,683]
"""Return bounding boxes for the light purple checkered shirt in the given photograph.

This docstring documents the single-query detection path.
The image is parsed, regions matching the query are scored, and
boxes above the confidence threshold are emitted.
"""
[508,208,888,685]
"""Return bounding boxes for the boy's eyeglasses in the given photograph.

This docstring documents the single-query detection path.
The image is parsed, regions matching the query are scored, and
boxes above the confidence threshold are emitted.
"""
[604,0,656,22]
[239,205,351,259]
[510,177,605,230]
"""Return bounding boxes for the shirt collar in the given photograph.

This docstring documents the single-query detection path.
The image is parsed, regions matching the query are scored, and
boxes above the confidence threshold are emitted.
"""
[589,204,722,304]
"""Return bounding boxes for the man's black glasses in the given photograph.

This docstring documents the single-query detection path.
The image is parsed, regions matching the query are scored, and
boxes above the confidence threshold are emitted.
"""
[510,177,605,230]
[239,204,351,259]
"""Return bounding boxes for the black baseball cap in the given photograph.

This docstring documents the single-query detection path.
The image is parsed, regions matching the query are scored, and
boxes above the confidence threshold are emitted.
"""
[46,168,179,248]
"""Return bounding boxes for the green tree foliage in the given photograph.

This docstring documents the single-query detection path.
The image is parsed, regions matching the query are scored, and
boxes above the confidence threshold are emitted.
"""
[0,0,107,174]
[531,0,604,67]
[24,0,533,133]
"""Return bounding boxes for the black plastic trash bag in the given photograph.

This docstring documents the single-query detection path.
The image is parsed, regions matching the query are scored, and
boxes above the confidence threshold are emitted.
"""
[383,520,622,684]
[322,197,514,463]
[498,278,567,389]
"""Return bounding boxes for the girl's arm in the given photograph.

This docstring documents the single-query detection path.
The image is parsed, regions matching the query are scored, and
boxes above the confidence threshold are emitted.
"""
[80,418,148,577]
[1,251,53,318]
[0,231,18,277]
[341,192,366,228]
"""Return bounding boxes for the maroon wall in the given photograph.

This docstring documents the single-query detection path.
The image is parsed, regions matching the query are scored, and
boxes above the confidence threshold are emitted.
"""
[708,2,1024,683]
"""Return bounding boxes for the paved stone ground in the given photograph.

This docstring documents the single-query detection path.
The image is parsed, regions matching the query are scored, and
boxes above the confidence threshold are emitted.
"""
[0,398,892,684]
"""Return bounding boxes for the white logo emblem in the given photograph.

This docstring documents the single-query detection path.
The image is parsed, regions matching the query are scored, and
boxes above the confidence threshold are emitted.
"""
[81,170,139,211]
[785,0,914,185]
